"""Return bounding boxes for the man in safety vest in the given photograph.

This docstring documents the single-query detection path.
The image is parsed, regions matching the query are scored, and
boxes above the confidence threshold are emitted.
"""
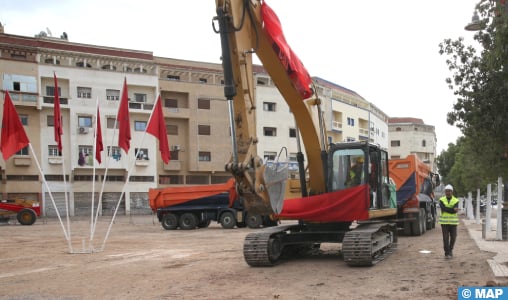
[345,156,364,187]
[439,184,459,259]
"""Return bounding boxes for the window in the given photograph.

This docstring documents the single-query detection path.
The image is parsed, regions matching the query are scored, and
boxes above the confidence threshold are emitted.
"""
[106,89,120,101]
[159,175,183,185]
[264,152,277,161]
[78,146,93,166]
[107,146,122,161]
[77,87,92,98]
[198,151,211,161]
[44,58,60,65]
[48,145,61,157]
[134,93,146,103]
[46,86,61,97]
[165,98,178,108]
[396,127,402,132]
[78,116,92,127]
[135,148,149,160]
[16,146,29,156]
[102,64,117,71]
[47,115,55,126]
[347,117,355,127]
[76,61,91,68]
[19,115,28,126]
[3,74,37,93]
[289,128,296,138]
[199,78,207,83]
[167,75,180,81]
[198,98,210,109]
[170,150,179,160]
[422,140,426,147]
[263,102,276,112]
[129,176,154,182]
[263,127,277,137]
[391,140,401,147]
[134,121,146,131]
[198,125,211,135]
[167,124,178,135]
[107,118,119,129]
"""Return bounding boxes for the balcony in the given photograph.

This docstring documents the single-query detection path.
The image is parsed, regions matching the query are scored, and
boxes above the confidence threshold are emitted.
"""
[43,96,69,105]
[129,102,153,111]
[135,160,150,166]
[14,157,31,166]
[163,160,181,171]
[48,157,63,165]
[332,121,342,131]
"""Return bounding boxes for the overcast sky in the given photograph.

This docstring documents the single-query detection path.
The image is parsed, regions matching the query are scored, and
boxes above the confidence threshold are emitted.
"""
[0,0,481,153]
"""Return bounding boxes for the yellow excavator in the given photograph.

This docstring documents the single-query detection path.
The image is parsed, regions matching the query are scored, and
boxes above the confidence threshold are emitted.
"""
[213,0,398,266]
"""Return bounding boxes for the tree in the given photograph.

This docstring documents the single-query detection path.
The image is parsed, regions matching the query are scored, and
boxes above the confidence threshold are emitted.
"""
[438,0,508,190]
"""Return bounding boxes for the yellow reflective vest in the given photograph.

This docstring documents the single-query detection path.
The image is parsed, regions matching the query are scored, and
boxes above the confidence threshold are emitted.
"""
[439,196,459,225]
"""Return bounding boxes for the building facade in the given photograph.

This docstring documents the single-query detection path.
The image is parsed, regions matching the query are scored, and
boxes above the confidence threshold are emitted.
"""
[0,26,391,217]
[388,117,437,171]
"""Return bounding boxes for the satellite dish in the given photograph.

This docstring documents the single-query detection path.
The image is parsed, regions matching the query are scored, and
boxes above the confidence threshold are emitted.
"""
[61,32,68,40]
[46,27,52,37]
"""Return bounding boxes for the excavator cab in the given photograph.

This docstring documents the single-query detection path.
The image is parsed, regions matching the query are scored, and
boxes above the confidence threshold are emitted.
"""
[329,142,392,210]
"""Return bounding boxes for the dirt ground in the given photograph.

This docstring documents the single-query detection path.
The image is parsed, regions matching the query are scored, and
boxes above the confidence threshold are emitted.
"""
[0,215,500,300]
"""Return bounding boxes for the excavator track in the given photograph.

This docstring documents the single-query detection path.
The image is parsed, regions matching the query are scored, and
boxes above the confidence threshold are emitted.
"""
[243,225,292,266]
[342,222,397,266]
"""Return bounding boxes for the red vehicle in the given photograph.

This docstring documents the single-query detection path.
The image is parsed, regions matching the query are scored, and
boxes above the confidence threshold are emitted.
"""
[0,199,41,225]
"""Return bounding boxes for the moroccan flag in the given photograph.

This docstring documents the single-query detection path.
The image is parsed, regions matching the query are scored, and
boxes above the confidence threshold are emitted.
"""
[117,78,131,153]
[95,107,103,163]
[1,91,30,160]
[146,95,171,164]
[53,73,63,152]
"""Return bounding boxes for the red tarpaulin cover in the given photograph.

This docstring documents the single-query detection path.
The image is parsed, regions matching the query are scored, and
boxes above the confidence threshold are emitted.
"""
[261,1,313,100]
[276,184,370,222]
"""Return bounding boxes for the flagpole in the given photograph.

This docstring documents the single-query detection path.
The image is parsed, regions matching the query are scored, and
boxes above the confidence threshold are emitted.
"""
[90,96,99,247]
[99,94,160,251]
[28,143,73,252]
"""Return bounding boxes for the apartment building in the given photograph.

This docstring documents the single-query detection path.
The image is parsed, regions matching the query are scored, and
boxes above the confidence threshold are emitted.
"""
[388,117,437,171]
[314,77,389,149]
[0,25,391,217]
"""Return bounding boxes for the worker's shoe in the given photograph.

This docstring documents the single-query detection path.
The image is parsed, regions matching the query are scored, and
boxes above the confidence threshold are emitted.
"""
[445,254,452,259]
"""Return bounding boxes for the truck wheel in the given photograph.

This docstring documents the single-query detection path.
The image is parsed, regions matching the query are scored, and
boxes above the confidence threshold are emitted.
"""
[161,213,178,230]
[179,213,198,230]
[426,209,435,230]
[246,214,262,229]
[220,212,236,229]
[197,219,212,228]
[411,208,426,236]
[17,208,36,225]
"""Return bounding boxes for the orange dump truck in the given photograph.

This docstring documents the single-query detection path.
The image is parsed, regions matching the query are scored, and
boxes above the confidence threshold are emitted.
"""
[389,155,440,236]
[148,179,275,230]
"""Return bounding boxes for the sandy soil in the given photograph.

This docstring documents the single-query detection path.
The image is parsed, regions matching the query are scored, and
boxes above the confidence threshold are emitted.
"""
[0,215,499,300]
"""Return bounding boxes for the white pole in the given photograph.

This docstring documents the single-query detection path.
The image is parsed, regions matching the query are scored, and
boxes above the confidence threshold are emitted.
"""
[99,94,160,251]
[476,188,481,224]
[90,96,99,246]
[28,143,72,252]
[467,192,474,220]
[486,183,492,233]
[496,177,503,241]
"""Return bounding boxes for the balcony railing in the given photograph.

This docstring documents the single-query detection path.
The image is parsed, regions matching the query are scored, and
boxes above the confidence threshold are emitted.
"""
[129,102,153,111]
[43,96,69,105]
[332,121,342,131]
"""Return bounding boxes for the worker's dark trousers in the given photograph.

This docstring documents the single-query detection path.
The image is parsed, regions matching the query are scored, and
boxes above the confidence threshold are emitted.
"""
[441,224,457,256]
